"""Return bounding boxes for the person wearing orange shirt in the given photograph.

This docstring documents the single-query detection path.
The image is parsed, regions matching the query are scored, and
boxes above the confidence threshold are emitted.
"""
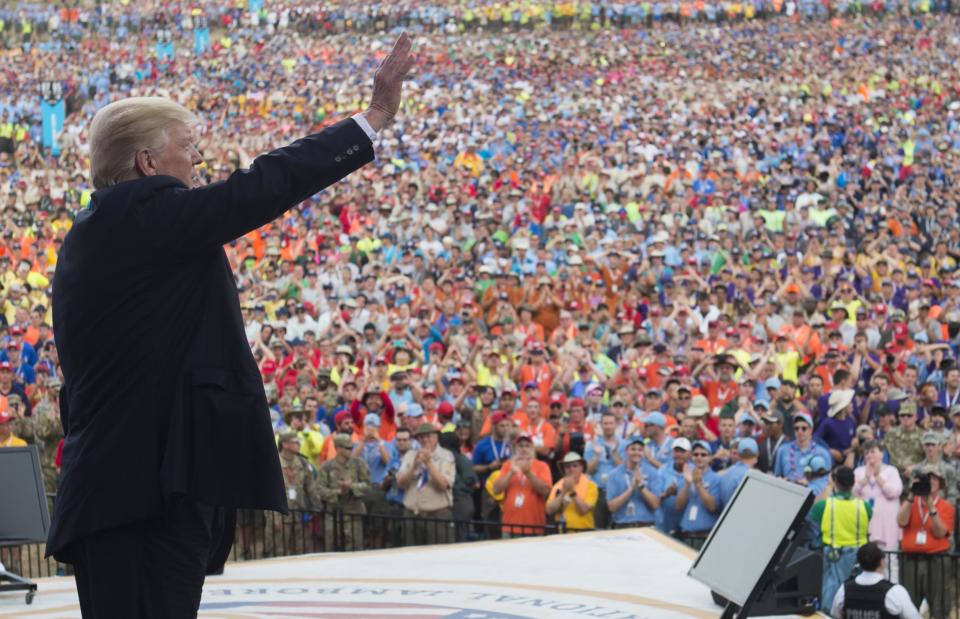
[491,433,553,537]
[694,321,729,355]
[521,399,557,461]
[695,356,740,436]
[320,411,358,463]
[562,396,596,442]
[515,345,554,404]
[782,310,824,365]
[897,466,955,619]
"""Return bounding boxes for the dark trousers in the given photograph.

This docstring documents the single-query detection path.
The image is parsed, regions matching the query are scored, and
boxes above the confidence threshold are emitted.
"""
[71,495,227,619]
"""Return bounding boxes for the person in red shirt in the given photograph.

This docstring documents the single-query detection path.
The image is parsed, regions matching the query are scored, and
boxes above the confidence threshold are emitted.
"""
[490,433,553,537]
[897,466,955,619]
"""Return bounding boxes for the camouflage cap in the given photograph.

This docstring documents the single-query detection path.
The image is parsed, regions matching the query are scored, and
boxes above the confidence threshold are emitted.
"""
[278,430,300,444]
[898,400,917,416]
[333,433,354,449]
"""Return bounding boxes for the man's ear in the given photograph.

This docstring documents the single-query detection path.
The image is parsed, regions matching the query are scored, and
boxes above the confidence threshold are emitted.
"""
[134,149,157,177]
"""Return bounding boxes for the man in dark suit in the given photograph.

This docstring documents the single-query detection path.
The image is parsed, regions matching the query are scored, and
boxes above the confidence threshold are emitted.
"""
[48,33,415,619]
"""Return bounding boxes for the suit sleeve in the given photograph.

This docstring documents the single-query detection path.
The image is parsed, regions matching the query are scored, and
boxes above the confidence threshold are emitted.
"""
[139,118,374,256]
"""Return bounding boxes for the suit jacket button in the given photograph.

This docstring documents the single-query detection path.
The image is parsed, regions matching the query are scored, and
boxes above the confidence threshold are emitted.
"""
[335,156,342,162]
[353,144,360,150]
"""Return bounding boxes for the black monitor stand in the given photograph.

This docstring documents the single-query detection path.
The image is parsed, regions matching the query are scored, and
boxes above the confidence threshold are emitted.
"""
[0,547,38,605]
[718,529,821,618]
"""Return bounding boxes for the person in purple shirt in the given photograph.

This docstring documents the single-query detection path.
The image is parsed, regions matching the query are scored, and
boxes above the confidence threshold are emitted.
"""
[814,388,857,465]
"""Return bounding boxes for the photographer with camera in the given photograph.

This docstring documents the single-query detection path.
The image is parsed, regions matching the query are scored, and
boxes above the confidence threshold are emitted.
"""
[896,466,956,619]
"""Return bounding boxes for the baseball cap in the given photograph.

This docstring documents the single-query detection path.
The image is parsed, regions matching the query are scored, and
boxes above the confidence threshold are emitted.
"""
[333,434,354,448]
[692,440,713,454]
[626,435,646,448]
[490,410,509,425]
[922,432,942,445]
[804,455,829,474]
[736,412,757,425]
[644,412,666,428]
[792,412,814,427]
[364,413,381,427]
[737,437,759,456]
[515,432,533,444]
[437,401,455,417]
[560,451,584,465]
[404,403,424,418]
[672,437,692,452]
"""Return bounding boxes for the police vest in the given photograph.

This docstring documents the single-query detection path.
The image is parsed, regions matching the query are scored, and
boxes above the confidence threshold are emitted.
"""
[820,496,869,548]
[843,579,898,619]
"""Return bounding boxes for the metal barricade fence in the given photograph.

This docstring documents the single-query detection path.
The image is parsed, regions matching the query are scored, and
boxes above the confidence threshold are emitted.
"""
[880,551,959,619]
[3,508,564,580]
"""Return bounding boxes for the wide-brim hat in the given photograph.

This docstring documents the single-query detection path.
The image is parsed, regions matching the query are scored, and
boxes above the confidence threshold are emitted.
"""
[828,388,855,418]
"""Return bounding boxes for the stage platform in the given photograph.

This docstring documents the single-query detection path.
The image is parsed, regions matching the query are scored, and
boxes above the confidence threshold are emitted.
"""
[0,528,776,618]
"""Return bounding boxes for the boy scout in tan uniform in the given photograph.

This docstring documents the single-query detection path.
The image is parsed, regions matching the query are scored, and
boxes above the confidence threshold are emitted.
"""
[315,433,371,551]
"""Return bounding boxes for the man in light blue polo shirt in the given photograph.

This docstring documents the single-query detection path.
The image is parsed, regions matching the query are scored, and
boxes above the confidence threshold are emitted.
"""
[606,435,662,528]
[643,411,674,468]
[675,440,722,547]
[656,438,691,535]
[773,412,833,483]
[719,437,759,509]
[585,412,626,529]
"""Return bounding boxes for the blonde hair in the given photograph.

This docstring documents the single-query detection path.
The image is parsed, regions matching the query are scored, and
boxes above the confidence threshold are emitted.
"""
[89,97,199,190]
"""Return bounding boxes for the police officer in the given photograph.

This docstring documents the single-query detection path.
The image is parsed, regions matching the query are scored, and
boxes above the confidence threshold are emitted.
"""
[315,433,371,551]
[266,431,321,557]
[830,542,922,619]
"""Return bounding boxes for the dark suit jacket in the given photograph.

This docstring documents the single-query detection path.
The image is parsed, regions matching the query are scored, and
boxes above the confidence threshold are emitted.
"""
[47,118,373,561]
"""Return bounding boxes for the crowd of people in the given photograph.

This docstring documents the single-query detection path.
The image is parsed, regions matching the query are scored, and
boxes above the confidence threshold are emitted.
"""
[2,0,960,615]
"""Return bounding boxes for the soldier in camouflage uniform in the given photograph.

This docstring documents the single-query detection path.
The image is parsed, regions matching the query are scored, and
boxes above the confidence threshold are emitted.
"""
[265,431,321,557]
[8,389,63,507]
[315,433,370,551]
[882,400,924,474]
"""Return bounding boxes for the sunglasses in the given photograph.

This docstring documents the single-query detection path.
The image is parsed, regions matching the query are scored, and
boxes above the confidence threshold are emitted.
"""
[793,424,811,431]
[899,413,915,418]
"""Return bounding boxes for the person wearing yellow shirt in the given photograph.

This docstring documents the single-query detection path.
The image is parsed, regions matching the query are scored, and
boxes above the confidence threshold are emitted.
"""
[0,411,27,447]
[546,452,598,531]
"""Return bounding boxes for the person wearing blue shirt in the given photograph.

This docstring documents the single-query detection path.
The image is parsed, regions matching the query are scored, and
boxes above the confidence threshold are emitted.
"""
[675,440,722,547]
[606,435,662,527]
[1,330,37,367]
[585,413,626,528]
[773,412,834,483]
[718,437,759,509]
[803,455,832,498]
[472,411,512,519]
[643,412,674,467]
[385,427,415,509]
[357,413,395,486]
[7,346,36,385]
[656,438,692,535]
[585,413,625,488]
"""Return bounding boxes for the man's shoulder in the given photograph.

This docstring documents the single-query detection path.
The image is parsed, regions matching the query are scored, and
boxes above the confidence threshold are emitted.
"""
[89,176,187,212]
